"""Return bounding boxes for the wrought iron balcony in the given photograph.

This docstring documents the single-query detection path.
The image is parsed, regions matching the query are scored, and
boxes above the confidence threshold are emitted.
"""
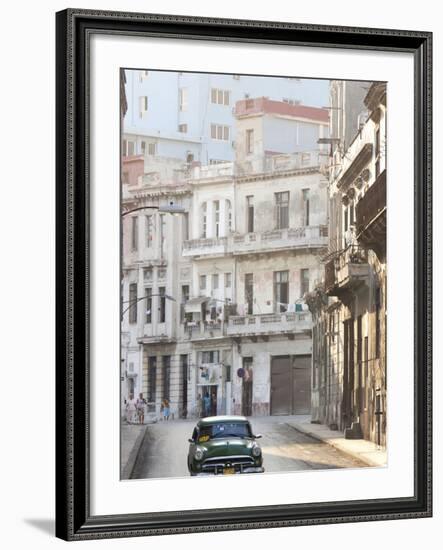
[324,245,369,297]
[356,169,386,255]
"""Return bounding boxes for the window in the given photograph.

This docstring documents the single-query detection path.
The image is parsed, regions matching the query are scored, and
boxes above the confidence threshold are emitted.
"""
[245,273,254,315]
[201,202,207,238]
[178,123,188,133]
[139,96,148,116]
[145,288,152,323]
[162,356,171,400]
[210,124,230,141]
[201,350,220,364]
[349,201,355,226]
[300,268,310,298]
[225,273,232,288]
[159,287,166,323]
[212,274,219,290]
[129,283,137,323]
[226,200,232,233]
[275,191,289,229]
[375,127,381,178]
[147,357,157,403]
[140,70,149,81]
[210,88,230,105]
[302,189,310,226]
[274,271,289,313]
[142,142,156,156]
[179,88,188,111]
[214,200,220,237]
[145,215,153,247]
[246,196,254,233]
[246,129,254,154]
[143,267,153,281]
[181,285,190,322]
[122,171,129,185]
[123,140,135,156]
[131,217,138,251]
[199,275,206,291]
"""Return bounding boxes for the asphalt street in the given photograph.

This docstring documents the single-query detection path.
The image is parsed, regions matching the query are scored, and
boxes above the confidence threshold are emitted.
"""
[130,415,367,479]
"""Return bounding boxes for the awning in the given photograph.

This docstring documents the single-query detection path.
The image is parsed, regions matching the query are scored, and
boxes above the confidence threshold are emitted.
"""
[184,296,208,313]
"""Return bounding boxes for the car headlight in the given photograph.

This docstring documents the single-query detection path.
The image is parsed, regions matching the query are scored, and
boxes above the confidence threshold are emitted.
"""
[252,444,261,457]
[194,447,205,461]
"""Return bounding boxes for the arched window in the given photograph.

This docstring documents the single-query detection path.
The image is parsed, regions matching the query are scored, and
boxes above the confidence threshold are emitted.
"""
[200,202,207,238]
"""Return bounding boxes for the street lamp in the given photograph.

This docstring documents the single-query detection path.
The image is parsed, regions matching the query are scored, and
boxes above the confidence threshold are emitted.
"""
[122,202,186,217]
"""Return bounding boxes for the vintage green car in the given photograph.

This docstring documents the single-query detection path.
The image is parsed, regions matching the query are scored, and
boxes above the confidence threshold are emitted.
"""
[187,415,264,476]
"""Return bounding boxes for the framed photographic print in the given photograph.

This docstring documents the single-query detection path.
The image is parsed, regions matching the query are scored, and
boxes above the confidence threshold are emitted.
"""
[55,9,432,541]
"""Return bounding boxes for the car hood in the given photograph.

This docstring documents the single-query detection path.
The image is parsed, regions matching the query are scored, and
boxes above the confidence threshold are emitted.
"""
[199,438,255,458]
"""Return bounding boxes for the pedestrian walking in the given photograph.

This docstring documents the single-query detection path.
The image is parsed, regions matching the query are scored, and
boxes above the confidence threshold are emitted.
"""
[125,393,137,424]
[196,393,203,418]
[161,398,170,421]
[136,393,146,424]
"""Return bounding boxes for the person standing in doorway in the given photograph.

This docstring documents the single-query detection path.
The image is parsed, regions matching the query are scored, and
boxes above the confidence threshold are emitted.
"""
[203,392,211,417]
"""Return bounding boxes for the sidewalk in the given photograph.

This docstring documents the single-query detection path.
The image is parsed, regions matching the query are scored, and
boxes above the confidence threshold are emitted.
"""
[120,422,148,479]
[285,417,387,467]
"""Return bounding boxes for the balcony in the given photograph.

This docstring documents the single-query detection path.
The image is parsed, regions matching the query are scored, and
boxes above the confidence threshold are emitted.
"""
[325,245,369,297]
[231,225,328,255]
[182,236,228,258]
[183,320,227,341]
[226,312,312,337]
[356,170,386,256]
[236,150,327,177]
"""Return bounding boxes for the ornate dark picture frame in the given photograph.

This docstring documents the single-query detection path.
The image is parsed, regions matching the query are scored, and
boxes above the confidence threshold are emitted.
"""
[55,9,432,541]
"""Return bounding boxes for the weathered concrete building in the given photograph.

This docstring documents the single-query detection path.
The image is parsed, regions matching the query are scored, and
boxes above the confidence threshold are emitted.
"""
[307,81,387,446]
[121,98,330,420]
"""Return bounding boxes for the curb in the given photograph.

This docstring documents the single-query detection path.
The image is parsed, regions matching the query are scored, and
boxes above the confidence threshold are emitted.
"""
[121,425,148,479]
[285,422,383,467]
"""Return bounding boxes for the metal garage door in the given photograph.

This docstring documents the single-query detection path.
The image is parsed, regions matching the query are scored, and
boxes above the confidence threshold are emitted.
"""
[270,356,292,415]
[271,355,311,415]
[292,355,311,414]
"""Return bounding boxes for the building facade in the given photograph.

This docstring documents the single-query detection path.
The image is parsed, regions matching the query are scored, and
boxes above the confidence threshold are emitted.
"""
[121,96,330,420]
[123,70,329,164]
[307,81,387,446]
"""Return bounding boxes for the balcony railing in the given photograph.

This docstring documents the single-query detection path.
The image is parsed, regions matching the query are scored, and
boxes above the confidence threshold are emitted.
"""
[226,312,311,336]
[183,225,328,257]
[182,236,228,257]
[356,169,386,245]
[325,245,369,296]
[236,150,327,177]
[231,225,328,255]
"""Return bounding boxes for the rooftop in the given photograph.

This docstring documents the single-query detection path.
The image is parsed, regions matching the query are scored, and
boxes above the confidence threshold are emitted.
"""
[234,97,329,123]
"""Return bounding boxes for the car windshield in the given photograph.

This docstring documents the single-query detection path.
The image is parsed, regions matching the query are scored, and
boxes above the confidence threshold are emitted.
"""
[198,422,252,441]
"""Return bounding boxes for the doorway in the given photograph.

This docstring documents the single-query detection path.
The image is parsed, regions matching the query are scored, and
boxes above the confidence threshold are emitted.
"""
[270,355,311,415]
[201,385,218,416]
[242,357,253,416]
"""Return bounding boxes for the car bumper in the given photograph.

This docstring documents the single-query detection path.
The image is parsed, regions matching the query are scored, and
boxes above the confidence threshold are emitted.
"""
[193,467,265,476]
